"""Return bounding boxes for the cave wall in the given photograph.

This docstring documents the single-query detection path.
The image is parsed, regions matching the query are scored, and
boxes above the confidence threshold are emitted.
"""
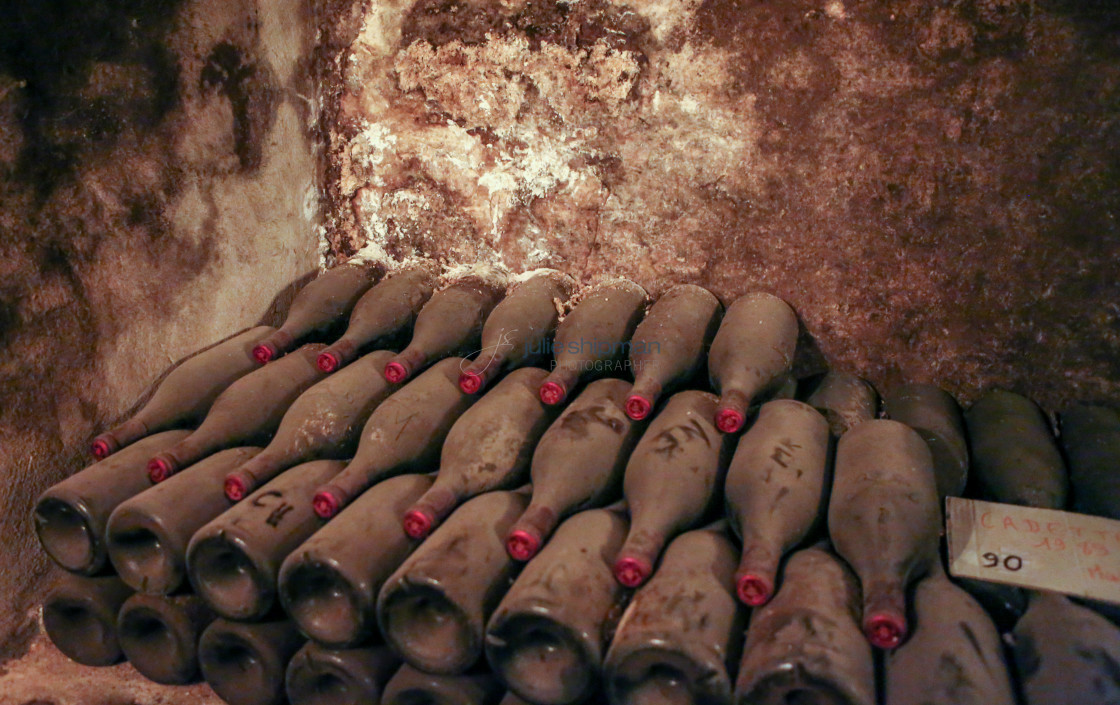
[0,0,332,658]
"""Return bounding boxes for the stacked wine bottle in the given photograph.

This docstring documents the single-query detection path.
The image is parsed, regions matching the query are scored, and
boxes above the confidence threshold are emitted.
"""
[33,260,1120,705]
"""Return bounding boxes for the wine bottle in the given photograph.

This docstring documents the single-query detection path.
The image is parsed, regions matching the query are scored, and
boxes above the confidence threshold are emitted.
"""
[885,568,1015,705]
[378,489,529,675]
[279,474,432,647]
[733,545,874,705]
[1012,591,1120,705]
[708,292,798,433]
[147,344,328,482]
[117,592,217,685]
[187,459,343,620]
[804,370,878,436]
[35,429,191,575]
[506,378,644,562]
[199,616,305,705]
[42,572,133,667]
[318,264,440,372]
[107,446,261,594]
[486,507,629,705]
[458,270,575,394]
[90,326,272,458]
[224,349,400,500]
[285,642,401,705]
[828,420,940,649]
[613,390,733,588]
[538,279,647,406]
[1060,403,1120,520]
[381,663,504,705]
[253,263,381,364]
[312,357,477,519]
[604,524,743,705]
[964,389,1068,509]
[383,276,506,384]
[402,367,556,539]
[623,284,722,420]
[724,399,830,606]
[885,383,969,499]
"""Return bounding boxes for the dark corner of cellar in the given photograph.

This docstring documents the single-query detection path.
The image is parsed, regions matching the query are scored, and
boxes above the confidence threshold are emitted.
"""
[2,0,1120,703]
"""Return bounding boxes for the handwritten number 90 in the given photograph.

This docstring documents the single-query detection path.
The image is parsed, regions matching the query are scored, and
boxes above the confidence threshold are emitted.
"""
[981,552,1023,571]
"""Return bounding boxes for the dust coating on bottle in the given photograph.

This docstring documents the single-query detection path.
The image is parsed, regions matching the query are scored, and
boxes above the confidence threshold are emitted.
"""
[380,662,504,705]
[284,642,401,705]
[42,572,133,668]
[804,370,879,437]
[885,383,969,500]
[199,617,306,705]
[118,592,217,685]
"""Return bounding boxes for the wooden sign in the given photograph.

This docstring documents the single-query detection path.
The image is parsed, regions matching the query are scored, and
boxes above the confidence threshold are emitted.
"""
[946,497,1120,605]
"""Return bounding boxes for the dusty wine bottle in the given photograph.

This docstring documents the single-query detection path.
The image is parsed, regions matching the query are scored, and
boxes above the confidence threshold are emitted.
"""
[1012,591,1120,705]
[804,370,878,436]
[380,663,504,705]
[199,616,306,705]
[285,642,401,705]
[383,275,506,384]
[42,572,133,667]
[378,489,529,675]
[312,357,476,519]
[724,399,830,606]
[1060,403,1120,520]
[828,420,940,649]
[885,568,1015,705]
[187,459,343,620]
[147,344,328,482]
[506,378,644,562]
[884,383,969,499]
[537,279,647,406]
[318,264,440,372]
[107,446,261,594]
[604,524,743,705]
[279,473,432,647]
[402,367,555,539]
[90,326,272,459]
[486,507,629,705]
[965,389,1068,509]
[458,270,575,394]
[35,429,191,575]
[624,284,723,420]
[708,292,798,433]
[224,349,400,500]
[613,390,733,588]
[253,262,381,364]
[733,545,874,705]
[117,592,217,685]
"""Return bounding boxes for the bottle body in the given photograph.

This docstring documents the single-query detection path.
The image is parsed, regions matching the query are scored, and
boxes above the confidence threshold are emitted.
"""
[625,284,723,420]
[253,262,380,364]
[35,429,191,574]
[147,344,328,482]
[199,617,306,705]
[885,383,969,499]
[42,572,133,667]
[538,280,647,406]
[804,370,878,436]
[91,326,273,458]
[485,508,629,705]
[614,390,733,587]
[828,419,941,649]
[378,489,529,675]
[707,292,798,433]
[604,525,743,705]
[312,357,477,518]
[107,446,261,594]
[279,473,432,647]
[1060,403,1120,520]
[118,592,217,684]
[381,663,504,705]
[224,349,400,500]
[459,270,575,393]
[403,367,555,539]
[318,264,439,372]
[285,642,401,705]
[734,546,875,705]
[506,377,643,561]
[384,276,506,384]
[724,399,830,606]
[187,459,343,620]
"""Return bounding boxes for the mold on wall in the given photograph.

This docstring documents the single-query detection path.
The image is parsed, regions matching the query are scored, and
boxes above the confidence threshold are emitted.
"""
[325,0,1120,412]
